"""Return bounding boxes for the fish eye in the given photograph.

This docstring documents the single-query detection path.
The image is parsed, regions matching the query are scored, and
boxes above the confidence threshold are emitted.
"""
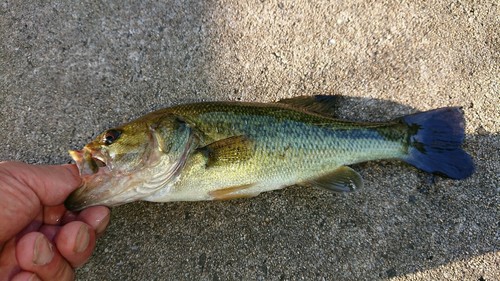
[103,129,122,145]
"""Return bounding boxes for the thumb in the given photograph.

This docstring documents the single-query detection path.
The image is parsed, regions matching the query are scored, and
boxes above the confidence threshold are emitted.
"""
[0,162,82,206]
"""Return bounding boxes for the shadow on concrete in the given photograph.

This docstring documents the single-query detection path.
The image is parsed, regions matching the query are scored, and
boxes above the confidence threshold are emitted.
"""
[0,1,497,280]
[80,96,497,280]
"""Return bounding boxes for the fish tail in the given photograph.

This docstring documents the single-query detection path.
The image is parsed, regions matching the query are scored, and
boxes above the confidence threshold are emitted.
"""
[400,107,474,179]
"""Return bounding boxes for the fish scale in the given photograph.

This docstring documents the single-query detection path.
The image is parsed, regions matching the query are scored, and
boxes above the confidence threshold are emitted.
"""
[151,103,408,201]
[64,96,474,210]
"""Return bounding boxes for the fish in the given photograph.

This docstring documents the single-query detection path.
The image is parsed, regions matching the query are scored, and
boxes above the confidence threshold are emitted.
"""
[64,96,474,211]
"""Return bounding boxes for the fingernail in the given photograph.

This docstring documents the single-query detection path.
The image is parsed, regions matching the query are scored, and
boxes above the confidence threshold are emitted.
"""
[95,211,111,235]
[33,235,54,265]
[74,224,90,253]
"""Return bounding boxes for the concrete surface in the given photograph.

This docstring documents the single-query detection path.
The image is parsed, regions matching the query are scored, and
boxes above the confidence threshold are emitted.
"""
[0,0,498,280]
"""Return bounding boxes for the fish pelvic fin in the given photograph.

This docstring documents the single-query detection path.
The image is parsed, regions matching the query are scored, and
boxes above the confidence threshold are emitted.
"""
[303,166,363,192]
[198,135,254,168]
[400,107,474,179]
[209,183,258,200]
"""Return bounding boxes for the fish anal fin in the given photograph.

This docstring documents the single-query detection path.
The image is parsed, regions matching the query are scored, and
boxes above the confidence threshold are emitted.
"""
[198,135,254,168]
[305,166,363,192]
[209,183,257,200]
[277,95,344,117]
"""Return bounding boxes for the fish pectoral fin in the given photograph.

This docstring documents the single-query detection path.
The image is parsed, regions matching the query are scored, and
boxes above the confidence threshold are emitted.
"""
[305,166,363,192]
[277,95,344,117]
[198,135,254,168]
[209,183,257,200]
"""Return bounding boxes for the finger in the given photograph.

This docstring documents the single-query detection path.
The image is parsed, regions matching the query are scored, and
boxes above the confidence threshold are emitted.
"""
[77,206,111,237]
[60,207,110,234]
[43,205,67,225]
[16,232,74,281]
[0,162,81,206]
[11,271,41,281]
[61,210,78,225]
[16,211,43,238]
[39,225,60,241]
[54,221,96,268]
[0,239,19,280]
[0,174,41,244]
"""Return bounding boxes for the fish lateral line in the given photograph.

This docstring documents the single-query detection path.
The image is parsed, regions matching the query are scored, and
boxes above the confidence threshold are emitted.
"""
[64,97,475,210]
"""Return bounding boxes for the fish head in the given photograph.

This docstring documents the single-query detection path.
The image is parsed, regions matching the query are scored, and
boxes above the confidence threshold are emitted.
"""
[65,114,194,211]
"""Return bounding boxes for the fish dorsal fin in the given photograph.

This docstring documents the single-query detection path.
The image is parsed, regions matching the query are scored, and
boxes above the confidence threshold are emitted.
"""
[305,166,363,192]
[198,135,254,168]
[277,95,343,117]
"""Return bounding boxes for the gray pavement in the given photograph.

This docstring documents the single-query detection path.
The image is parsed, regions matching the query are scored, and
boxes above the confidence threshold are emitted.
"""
[1,0,498,280]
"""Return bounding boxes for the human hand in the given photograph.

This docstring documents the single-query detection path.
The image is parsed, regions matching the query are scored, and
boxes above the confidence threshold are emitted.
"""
[0,162,110,281]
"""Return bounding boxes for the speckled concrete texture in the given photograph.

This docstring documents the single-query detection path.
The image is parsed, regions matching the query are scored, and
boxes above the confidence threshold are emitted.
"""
[0,0,498,280]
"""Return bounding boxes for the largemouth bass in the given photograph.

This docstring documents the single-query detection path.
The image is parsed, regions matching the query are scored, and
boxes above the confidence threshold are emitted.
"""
[65,96,474,211]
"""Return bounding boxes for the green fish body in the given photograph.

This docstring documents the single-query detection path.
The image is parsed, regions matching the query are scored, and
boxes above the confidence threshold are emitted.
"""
[65,96,474,210]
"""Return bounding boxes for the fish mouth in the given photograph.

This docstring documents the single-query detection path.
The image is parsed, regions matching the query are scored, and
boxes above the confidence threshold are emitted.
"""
[65,147,114,211]
[66,145,156,211]
[69,148,110,176]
